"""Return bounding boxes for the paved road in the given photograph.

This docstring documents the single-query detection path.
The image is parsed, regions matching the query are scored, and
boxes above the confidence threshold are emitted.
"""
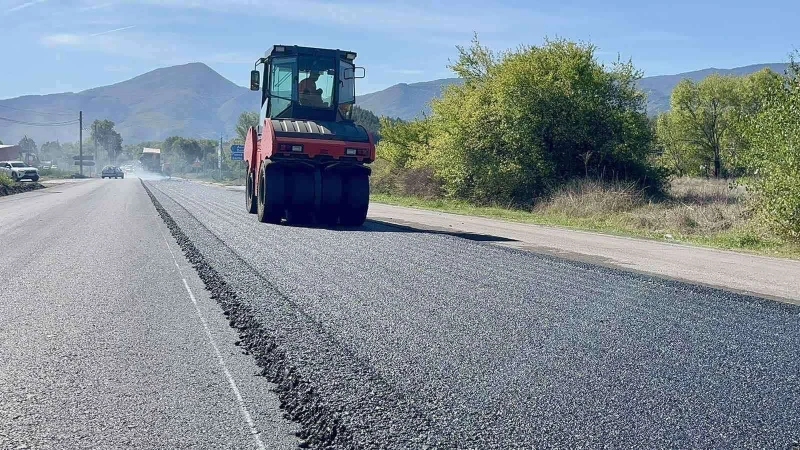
[206,182,800,303]
[146,178,800,449]
[0,179,298,449]
[366,203,800,304]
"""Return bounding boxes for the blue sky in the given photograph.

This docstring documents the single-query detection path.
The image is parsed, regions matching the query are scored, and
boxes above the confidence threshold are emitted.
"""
[1,0,798,99]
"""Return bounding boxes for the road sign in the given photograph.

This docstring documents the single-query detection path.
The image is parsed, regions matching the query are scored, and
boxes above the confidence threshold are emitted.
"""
[230,144,244,161]
[74,160,96,166]
[73,155,94,161]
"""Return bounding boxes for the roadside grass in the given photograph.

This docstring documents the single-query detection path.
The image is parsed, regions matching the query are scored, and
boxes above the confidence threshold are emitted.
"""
[371,177,800,259]
[0,173,12,187]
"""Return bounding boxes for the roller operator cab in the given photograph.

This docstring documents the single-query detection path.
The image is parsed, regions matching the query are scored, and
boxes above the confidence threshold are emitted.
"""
[244,45,375,226]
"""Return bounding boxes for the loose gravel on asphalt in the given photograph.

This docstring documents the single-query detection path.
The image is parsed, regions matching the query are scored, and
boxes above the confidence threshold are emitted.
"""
[146,178,800,449]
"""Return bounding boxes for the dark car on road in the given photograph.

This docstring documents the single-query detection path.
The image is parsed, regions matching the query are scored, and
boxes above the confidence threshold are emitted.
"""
[101,166,124,179]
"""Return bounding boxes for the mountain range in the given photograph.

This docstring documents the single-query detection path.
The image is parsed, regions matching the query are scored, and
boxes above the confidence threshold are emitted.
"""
[0,63,258,145]
[0,62,788,145]
[359,63,789,119]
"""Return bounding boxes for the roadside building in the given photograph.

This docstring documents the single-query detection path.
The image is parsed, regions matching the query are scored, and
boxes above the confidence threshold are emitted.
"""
[0,144,21,161]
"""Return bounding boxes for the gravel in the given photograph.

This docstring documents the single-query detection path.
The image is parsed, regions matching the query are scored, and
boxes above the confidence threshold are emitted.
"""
[145,178,800,449]
[0,181,45,196]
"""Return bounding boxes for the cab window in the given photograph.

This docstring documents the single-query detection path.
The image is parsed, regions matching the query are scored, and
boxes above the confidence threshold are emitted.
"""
[269,57,296,118]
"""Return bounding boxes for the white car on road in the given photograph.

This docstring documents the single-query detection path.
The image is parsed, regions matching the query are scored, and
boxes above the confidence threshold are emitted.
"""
[0,161,40,182]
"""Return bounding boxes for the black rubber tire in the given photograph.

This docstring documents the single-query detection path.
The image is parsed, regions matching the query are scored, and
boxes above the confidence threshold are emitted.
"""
[286,208,313,225]
[12,173,18,182]
[245,171,257,214]
[340,173,369,226]
[284,170,314,225]
[287,170,314,207]
[31,176,39,182]
[318,172,343,226]
[256,166,268,223]
[258,164,283,224]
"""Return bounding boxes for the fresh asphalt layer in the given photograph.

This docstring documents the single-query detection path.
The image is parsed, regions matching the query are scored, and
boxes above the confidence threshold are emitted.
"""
[145,178,800,449]
[0,178,298,449]
[366,203,800,304]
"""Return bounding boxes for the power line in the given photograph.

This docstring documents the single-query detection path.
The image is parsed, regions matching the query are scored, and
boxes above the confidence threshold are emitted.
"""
[0,115,80,126]
[0,103,77,116]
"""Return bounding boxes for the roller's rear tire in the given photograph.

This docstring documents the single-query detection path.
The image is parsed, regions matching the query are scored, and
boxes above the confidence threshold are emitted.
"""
[340,173,369,226]
[286,208,313,225]
[285,170,314,226]
[318,172,343,226]
[245,171,257,214]
[257,165,283,224]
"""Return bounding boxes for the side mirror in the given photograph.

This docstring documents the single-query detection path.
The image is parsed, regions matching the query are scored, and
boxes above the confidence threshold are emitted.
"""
[343,67,366,80]
[250,70,260,91]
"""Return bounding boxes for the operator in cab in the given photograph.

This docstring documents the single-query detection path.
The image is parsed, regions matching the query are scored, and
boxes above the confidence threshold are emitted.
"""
[299,71,324,107]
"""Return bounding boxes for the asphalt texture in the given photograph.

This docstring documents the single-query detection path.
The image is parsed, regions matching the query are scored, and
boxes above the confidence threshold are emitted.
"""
[367,202,800,304]
[0,179,299,449]
[144,178,800,449]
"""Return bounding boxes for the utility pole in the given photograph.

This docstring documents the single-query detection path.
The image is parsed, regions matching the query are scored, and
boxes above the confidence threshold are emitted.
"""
[94,132,98,178]
[218,135,222,180]
[79,111,83,176]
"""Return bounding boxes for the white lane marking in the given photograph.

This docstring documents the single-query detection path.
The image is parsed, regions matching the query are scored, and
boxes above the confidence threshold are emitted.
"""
[158,225,267,450]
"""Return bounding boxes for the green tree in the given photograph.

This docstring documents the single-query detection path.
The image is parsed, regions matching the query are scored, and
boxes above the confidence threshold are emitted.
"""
[352,106,381,138]
[236,111,259,142]
[667,75,740,177]
[400,36,657,204]
[40,141,63,160]
[165,137,204,164]
[655,112,698,177]
[728,68,784,171]
[656,69,782,177]
[376,117,432,168]
[90,119,123,164]
[18,135,37,153]
[656,69,782,178]
[743,59,800,238]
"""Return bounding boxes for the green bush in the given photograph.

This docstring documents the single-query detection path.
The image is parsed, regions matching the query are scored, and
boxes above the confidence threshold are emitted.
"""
[39,168,73,179]
[0,173,12,187]
[376,36,662,206]
[743,61,800,238]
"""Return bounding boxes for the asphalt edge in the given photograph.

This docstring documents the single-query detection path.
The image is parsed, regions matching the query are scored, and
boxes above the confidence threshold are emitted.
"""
[140,179,348,449]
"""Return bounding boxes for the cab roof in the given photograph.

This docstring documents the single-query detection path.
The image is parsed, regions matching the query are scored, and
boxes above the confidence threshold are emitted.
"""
[265,45,356,60]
